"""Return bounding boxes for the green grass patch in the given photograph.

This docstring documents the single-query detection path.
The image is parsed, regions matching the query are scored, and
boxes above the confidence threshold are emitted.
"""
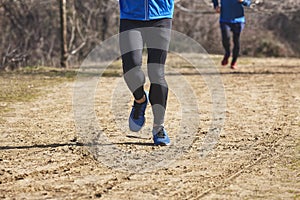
[20,66,77,79]
[0,66,77,116]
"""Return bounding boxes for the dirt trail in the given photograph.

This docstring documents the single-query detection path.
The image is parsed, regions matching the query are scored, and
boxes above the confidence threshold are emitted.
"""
[0,56,299,199]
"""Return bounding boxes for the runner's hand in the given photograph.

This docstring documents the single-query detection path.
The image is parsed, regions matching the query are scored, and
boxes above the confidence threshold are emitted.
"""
[215,6,220,13]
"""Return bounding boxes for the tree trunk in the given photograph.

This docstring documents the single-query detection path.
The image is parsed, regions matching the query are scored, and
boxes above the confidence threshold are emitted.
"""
[59,0,68,68]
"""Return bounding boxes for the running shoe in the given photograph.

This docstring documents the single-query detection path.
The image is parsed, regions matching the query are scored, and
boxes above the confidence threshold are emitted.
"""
[221,55,229,66]
[152,126,170,146]
[230,62,238,70]
[129,92,148,132]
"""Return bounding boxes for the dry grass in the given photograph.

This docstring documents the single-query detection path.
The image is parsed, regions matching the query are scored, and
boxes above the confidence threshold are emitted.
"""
[0,67,76,116]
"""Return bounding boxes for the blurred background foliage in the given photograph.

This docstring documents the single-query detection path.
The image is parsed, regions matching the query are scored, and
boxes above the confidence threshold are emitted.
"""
[0,0,299,69]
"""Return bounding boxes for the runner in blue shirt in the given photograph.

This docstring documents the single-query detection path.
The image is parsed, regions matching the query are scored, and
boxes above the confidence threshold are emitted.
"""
[212,0,252,69]
[119,0,174,145]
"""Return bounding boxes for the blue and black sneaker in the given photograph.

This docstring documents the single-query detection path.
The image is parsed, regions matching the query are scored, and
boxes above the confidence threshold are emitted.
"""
[129,92,148,132]
[152,126,170,146]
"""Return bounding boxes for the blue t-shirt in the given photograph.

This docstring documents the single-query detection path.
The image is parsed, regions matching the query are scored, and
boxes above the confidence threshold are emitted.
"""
[119,0,174,21]
[212,0,251,23]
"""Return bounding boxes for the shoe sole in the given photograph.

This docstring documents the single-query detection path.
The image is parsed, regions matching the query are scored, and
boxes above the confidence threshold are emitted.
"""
[129,120,145,132]
[154,141,171,146]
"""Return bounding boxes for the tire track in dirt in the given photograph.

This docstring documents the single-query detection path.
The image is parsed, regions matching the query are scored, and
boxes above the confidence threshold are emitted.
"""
[194,65,300,199]
[197,128,292,199]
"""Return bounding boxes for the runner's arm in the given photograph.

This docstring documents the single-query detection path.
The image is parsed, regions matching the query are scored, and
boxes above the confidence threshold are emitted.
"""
[238,0,252,7]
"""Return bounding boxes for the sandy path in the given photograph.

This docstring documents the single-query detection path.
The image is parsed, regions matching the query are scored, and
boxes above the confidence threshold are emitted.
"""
[0,57,299,199]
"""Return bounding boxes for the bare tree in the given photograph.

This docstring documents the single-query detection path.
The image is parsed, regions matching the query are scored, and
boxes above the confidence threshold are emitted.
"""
[59,0,68,68]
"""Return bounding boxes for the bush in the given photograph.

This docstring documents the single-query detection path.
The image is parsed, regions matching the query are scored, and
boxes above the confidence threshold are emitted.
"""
[254,39,287,57]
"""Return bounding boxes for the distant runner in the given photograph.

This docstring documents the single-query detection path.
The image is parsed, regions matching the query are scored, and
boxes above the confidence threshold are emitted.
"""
[212,0,252,69]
